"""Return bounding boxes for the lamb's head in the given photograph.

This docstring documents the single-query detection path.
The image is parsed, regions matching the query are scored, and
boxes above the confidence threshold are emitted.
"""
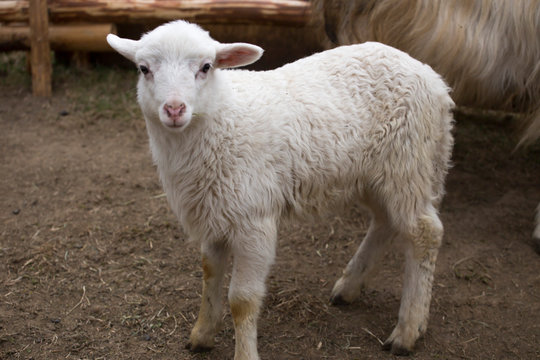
[106,21,263,131]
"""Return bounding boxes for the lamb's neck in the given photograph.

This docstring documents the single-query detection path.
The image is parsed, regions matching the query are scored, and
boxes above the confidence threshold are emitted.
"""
[146,113,231,174]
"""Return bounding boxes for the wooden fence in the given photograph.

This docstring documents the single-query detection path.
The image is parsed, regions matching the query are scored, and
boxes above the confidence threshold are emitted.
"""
[0,0,311,97]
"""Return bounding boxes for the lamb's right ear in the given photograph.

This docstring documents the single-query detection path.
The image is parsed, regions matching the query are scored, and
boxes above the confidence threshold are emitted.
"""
[106,34,139,63]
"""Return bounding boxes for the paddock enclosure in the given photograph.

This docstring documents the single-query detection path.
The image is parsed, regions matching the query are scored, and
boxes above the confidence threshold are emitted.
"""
[1,1,539,359]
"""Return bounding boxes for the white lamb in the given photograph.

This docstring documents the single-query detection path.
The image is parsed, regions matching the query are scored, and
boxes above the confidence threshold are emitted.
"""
[107,20,454,359]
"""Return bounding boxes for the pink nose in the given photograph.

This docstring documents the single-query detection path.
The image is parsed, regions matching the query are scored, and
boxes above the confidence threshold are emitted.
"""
[164,102,186,118]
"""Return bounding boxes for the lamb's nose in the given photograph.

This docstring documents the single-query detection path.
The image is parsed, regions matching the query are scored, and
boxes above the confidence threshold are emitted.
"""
[164,102,186,118]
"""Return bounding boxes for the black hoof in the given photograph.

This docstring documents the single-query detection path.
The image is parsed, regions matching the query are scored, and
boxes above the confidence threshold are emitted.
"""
[533,237,540,255]
[185,342,213,353]
[381,341,411,356]
[330,294,350,306]
[391,345,411,356]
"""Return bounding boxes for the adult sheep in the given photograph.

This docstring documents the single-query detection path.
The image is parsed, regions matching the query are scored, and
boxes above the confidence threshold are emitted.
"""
[107,20,454,359]
[312,0,540,250]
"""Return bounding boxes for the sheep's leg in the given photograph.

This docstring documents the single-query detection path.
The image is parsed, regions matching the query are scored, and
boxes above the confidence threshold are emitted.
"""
[330,216,395,304]
[228,220,276,360]
[187,241,230,352]
[383,212,443,356]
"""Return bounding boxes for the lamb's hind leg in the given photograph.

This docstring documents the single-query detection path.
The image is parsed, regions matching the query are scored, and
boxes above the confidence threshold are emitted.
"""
[331,213,396,304]
[383,209,443,355]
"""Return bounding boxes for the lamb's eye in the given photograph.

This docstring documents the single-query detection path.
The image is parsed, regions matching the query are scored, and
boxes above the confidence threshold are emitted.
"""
[139,65,149,75]
[201,63,211,74]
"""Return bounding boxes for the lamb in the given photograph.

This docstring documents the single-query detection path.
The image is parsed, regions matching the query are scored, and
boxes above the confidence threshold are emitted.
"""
[312,0,540,249]
[106,20,454,359]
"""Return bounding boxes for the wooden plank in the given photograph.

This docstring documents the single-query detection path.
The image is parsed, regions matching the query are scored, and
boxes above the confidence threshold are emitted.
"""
[0,2,27,23]
[29,0,51,97]
[0,0,311,26]
[0,23,116,51]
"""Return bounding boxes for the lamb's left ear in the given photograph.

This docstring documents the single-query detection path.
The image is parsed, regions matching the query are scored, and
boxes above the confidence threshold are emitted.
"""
[215,43,264,69]
[106,34,139,63]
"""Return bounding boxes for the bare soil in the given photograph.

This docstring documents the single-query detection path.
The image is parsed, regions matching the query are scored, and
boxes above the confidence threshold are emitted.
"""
[1,57,539,360]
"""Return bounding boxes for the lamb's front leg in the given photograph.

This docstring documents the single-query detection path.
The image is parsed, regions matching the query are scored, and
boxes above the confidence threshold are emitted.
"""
[187,241,230,352]
[229,219,277,360]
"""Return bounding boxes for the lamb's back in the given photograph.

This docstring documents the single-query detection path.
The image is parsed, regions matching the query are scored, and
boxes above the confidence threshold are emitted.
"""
[217,43,451,218]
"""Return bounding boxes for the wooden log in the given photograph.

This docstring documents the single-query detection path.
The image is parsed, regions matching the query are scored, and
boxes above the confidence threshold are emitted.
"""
[0,0,311,26]
[0,2,27,23]
[29,0,51,97]
[0,23,116,51]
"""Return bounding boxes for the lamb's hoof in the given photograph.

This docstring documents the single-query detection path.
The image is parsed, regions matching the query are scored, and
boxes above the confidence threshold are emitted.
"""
[185,342,213,353]
[382,340,412,356]
[533,237,540,255]
[330,294,351,306]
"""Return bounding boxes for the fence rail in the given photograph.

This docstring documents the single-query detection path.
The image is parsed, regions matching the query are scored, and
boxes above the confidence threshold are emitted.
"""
[0,0,311,25]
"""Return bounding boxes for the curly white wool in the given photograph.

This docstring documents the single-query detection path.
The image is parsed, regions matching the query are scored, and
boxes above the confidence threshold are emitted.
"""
[107,20,454,359]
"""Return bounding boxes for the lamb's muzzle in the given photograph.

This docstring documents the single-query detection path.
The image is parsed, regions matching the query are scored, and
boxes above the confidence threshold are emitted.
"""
[163,101,187,127]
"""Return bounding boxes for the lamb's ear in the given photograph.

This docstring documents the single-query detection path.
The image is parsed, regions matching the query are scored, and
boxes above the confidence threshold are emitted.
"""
[215,43,264,69]
[106,34,139,63]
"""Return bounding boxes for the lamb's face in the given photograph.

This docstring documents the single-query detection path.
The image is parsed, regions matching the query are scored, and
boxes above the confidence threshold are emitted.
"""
[106,20,263,132]
[135,48,216,131]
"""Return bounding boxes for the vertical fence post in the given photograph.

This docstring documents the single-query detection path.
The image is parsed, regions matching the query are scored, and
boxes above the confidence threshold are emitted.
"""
[29,0,52,97]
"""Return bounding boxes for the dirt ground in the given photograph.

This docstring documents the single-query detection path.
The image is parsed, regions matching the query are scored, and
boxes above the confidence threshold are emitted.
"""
[1,54,539,360]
